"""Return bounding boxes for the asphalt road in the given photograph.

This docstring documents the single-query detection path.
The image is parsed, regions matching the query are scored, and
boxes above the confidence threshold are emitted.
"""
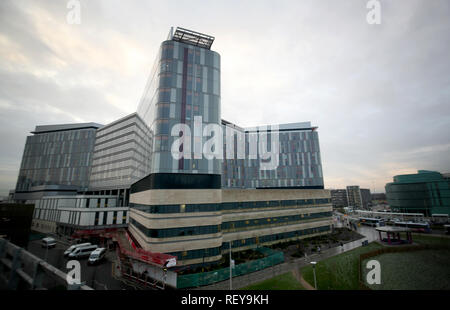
[26,239,132,290]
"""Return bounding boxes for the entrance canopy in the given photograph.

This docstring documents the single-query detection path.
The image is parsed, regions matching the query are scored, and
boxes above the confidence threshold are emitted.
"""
[376,226,413,245]
[376,226,412,233]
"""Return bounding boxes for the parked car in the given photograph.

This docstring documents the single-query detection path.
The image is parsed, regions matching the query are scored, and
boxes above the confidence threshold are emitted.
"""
[41,237,57,248]
[68,245,98,259]
[88,248,107,265]
[64,243,92,257]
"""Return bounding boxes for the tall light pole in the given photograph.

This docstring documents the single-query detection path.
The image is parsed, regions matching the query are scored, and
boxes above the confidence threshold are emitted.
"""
[311,261,317,289]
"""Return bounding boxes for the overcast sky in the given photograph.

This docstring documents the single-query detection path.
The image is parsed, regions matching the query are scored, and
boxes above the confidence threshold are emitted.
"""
[1,0,449,196]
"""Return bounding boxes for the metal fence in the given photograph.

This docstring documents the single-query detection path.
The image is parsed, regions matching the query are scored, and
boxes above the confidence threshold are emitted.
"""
[176,247,284,289]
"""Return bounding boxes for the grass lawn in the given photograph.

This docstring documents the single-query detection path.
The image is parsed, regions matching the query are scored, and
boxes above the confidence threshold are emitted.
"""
[362,249,450,290]
[240,235,450,290]
[362,234,450,290]
[412,234,450,247]
[240,272,305,290]
[300,242,384,290]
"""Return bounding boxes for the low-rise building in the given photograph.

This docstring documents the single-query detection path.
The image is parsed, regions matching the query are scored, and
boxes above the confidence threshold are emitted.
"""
[31,195,129,235]
[129,186,332,267]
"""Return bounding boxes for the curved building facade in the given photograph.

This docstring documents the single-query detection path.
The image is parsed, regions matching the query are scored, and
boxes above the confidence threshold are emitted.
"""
[386,170,450,216]
[137,27,221,189]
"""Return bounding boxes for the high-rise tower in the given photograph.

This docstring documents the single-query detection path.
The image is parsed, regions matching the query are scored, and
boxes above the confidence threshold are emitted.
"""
[136,27,221,190]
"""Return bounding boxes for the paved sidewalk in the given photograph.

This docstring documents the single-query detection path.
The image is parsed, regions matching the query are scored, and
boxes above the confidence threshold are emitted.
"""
[196,223,377,290]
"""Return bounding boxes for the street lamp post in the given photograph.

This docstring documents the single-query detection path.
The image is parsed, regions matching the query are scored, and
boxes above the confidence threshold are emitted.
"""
[311,261,317,289]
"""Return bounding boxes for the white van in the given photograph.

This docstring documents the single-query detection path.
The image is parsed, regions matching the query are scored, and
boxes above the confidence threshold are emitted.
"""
[88,248,106,265]
[68,245,98,259]
[41,237,57,248]
[64,243,92,257]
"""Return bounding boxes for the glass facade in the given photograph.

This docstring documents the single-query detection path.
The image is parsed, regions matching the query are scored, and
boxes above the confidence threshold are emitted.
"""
[221,211,332,232]
[168,247,221,261]
[129,198,331,214]
[224,225,331,251]
[130,218,220,238]
[136,38,221,176]
[386,170,450,216]
[222,122,324,189]
[89,113,152,189]
[15,125,99,193]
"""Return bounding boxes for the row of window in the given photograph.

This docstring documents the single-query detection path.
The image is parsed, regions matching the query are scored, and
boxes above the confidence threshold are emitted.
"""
[23,141,95,158]
[130,210,331,239]
[221,212,332,231]
[94,211,126,226]
[21,152,93,170]
[165,225,332,261]
[161,42,220,69]
[168,246,222,260]
[130,198,331,214]
[130,219,220,238]
[27,129,96,145]
[222,225,331,250]
[34,208,127,226]
[16,167,91,191]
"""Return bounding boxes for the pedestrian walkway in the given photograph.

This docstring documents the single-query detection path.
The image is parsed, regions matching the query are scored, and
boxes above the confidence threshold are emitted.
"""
[197,225,377,290]
[197,238,366,290]
[292,269,315,290]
